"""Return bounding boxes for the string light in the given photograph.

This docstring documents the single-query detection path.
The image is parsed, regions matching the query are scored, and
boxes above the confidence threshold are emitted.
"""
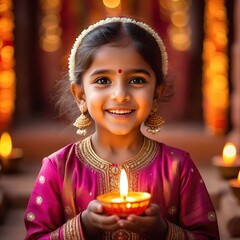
[0,0,15,129]
[160,0,192,51]
[39,0,62,52]
[102,0,121,9]
[202,0,229,134]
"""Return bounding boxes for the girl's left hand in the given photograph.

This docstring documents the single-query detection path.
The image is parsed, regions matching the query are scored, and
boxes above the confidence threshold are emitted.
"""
[117,203,167,239]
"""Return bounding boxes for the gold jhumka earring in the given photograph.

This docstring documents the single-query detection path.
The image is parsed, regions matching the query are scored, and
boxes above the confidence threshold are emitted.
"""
[144,102,164,134]
[73,107,92,136]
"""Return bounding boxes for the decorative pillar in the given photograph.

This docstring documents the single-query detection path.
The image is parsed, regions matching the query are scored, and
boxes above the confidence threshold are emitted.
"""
[228,0,240,151]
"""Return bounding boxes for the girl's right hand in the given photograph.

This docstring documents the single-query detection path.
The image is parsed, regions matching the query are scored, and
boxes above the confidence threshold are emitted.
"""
[81,200,120,238]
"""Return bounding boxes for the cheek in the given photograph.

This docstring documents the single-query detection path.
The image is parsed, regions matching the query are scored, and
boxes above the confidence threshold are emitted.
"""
[84,93,103,116]
[139,95,154,116]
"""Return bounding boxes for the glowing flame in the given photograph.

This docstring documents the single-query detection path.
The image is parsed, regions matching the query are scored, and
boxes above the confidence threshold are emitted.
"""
[222,142,236,165]
[120,169,128,199]
[0,132,12,158]
[238,171,240,183]
[102,0,120,8]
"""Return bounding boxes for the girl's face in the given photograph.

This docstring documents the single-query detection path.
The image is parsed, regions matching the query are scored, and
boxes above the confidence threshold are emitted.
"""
[78,41,157,136]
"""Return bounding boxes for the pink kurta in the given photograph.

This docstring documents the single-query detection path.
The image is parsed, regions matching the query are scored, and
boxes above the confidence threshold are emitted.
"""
[25,136,219,239]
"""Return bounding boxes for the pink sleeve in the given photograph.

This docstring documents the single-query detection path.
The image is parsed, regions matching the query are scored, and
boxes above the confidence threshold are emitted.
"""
[24,157,85,240]
[172,153,220,239]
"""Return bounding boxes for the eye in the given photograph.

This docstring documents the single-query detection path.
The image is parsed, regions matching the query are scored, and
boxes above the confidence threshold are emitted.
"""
[94,77,111,85]
[129,77,146,84]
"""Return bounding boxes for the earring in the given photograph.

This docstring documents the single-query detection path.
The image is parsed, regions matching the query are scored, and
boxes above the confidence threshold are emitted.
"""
[73,107,92,136]
[144,102,164,134]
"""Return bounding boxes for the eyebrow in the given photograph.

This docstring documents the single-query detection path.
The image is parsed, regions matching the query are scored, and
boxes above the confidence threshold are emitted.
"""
[128,69,151,76]
[89,68,151,77]
[90,69,114,77]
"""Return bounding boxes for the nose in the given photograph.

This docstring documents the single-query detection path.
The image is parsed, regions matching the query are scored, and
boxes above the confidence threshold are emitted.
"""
[111,81,130,102]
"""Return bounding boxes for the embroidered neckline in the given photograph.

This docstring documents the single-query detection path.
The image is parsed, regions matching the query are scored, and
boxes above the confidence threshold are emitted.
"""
[78,135,157,172]
[76,135,158,193]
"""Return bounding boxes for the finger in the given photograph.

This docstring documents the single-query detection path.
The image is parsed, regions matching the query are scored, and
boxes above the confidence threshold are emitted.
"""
[118,215,143,230]
[88,200,104,214]
[118,214,158,233]
[92,214,120,231]
[144,203,160,216]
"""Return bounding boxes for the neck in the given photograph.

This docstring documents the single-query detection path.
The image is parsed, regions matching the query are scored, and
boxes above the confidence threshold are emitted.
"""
[91,131,145,164]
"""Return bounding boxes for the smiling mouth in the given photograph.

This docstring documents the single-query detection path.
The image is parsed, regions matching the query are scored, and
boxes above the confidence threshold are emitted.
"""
[106,109,134,115]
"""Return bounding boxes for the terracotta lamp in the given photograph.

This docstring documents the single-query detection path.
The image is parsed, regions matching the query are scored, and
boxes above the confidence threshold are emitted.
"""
[0,132,23,173]
[229,170,240,204]
[212,142,240,179]
[97,169,151,218]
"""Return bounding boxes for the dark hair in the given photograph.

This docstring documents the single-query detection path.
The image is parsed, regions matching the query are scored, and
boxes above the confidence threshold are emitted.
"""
[54,19,173,123]
[74,22,164,87]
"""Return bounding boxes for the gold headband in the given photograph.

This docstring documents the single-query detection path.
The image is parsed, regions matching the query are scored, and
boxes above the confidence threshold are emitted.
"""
[68,17,168,82]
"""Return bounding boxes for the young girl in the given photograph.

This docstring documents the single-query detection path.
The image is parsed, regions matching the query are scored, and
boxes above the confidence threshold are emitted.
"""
[24,17,220,239]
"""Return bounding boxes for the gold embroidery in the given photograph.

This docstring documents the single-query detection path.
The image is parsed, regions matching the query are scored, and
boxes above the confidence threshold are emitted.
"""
[77,136,158,194]
[112,229,130,239]
[27,212,35,222]
[63,216,81,240]
[50,229,59,240]
[168,206,177,215]
[207,211,216,222]
[166,223,196,240]
[36,196,43,205]
[187,231,196,240]
[166,221,185,240]
[64,206,73,216]
[101,230,141,240]
[39,175,45,184]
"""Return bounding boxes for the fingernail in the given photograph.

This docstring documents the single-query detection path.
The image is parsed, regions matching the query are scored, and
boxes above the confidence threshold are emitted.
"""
[119,222,124,227]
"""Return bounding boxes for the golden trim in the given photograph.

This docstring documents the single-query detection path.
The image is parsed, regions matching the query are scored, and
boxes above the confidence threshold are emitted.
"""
[77,136,158,193]
[63,216,82,240]
[166,221,188,240]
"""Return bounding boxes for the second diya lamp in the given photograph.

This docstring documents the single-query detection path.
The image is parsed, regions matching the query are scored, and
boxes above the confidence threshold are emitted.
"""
[97,169,151,217]
[229,171,240,204]
[212,142,240,179]
[0,132,23,173]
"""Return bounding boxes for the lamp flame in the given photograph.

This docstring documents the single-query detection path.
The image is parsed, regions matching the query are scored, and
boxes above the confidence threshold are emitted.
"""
[238,171,240,183]
[222,142,236,165]
[0,132,12,158]
[120,169,128,199]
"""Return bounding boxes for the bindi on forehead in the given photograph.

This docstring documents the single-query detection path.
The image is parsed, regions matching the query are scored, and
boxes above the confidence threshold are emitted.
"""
[117,69,122,74]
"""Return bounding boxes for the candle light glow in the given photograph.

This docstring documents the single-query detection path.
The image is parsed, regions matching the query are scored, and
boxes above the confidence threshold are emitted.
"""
[229,170,240,204]
[120,169,128,200]
[222,142,237,165]
[0,131,23,172]
[0,131,12,158]
[97,168,151,217]
[211,142,240,179]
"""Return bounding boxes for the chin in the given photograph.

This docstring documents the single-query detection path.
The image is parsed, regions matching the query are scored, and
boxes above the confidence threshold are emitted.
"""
[109,127,141,136]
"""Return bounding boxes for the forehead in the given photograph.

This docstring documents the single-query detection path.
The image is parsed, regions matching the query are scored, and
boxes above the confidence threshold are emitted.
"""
[88,41,153,71]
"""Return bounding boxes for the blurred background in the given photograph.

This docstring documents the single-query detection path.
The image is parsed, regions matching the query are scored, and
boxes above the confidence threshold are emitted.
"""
[0,0,240,239]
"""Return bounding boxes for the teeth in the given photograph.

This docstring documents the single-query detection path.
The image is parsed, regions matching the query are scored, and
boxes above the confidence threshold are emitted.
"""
[108,109,132,114]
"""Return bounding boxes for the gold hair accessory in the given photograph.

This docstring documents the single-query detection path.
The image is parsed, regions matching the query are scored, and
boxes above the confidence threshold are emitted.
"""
[144,102,164,134]
[68,17,168,82]
[73,107,92,136]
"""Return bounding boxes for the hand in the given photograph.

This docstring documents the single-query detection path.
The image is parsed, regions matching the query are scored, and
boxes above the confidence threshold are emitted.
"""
[81,200,120,238]
[117,203,167,239]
